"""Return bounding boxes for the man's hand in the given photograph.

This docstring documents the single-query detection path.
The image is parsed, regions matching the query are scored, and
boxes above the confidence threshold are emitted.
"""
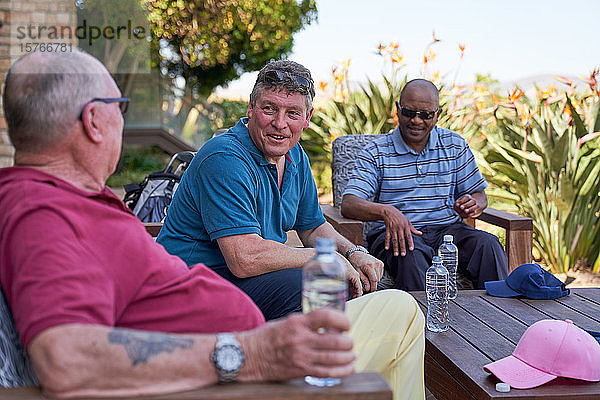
[243,308,355,382]
[347,251,383,292]
[382,204,422,257]
[336,254,364,298]
[454,193,485,219]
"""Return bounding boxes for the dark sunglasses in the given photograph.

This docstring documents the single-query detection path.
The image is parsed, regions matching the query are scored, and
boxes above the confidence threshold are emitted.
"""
[396,101,439,120]
[264,70,313,93]
[79,97,129,120]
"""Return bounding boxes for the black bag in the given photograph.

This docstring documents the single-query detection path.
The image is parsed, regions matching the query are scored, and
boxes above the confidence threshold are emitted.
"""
[123,151,195,223]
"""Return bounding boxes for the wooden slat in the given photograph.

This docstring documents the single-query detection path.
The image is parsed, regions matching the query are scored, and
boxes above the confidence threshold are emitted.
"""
[506,229,533,271]
[320,204,363,245]
[144,222,163,237]
[0,373,392,400]
[478,208,533,231]
[453,295,528,344]
[124,128,196,155]
[415,293,506,400]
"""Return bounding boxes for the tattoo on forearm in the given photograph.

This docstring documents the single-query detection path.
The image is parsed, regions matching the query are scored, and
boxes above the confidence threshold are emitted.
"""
[108,330,194,366]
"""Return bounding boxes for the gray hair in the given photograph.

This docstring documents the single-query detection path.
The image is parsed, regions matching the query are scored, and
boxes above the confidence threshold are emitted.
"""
[3,49,108,152]
[249,60,315,111]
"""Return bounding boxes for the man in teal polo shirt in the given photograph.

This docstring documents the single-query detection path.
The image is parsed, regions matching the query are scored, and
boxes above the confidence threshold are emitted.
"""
[158,60,384,320]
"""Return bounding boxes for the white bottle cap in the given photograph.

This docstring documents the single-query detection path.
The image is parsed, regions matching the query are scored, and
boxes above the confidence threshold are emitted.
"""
[443,234,453,242]
[495,382,510,392]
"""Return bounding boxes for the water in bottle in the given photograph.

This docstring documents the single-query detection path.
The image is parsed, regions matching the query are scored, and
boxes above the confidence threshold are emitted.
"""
[302,237,348,387]
[438,234,458,299]
[426,255,449,332]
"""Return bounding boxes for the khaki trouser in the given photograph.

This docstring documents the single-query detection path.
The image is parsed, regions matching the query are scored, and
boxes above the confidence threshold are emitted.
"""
[346,289,425,400]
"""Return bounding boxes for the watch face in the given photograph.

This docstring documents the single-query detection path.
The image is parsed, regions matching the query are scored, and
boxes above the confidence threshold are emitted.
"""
[217,345,244,372]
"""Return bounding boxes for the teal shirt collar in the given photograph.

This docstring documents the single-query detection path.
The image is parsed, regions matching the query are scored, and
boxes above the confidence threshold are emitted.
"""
[231,117,298,168]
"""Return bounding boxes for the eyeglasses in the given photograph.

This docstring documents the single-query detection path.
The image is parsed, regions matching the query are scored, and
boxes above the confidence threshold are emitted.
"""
[396,101,439,120]
[263,70,313,93]
[79,97,130,120]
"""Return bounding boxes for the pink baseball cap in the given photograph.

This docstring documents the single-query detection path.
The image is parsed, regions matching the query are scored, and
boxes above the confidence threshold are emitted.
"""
[484,319,600,389]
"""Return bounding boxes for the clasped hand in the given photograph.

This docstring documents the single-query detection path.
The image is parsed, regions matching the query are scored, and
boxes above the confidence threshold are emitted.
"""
[336,252,383,298]
[453,194,482,219]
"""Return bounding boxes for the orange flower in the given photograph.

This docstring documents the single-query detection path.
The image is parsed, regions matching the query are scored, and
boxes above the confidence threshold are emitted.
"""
[507,88,524,103]
[554,75,574,87]
[538,85,557,99]
[318,81,328,91]
[458,43,465,53]
[423,48,436,65]
[390,52,404,64]
[584,67,599,95]
[432,30,440,43]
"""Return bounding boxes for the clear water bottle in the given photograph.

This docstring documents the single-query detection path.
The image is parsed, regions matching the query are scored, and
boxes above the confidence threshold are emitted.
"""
[426,255,449,332]
[438,234,458,299]
[302,237,348,387]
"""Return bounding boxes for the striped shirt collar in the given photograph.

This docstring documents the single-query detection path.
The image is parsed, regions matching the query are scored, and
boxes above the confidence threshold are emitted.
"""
[391,125,441,155]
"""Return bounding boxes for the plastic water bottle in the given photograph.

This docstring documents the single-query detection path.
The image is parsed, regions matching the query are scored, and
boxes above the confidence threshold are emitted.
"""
[438,234,458,299]
[426,256,449,332]
[302,237,348,387]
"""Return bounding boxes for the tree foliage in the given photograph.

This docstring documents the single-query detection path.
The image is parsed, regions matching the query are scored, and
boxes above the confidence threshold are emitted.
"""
[77,0,151,76]
[144,0,317,96]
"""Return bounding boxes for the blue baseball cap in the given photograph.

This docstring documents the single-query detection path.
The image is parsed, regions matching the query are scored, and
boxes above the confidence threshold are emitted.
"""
[485,263,570,300]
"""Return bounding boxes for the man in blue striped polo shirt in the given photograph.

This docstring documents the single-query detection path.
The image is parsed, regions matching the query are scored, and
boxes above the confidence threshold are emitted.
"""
[341,79,508,291]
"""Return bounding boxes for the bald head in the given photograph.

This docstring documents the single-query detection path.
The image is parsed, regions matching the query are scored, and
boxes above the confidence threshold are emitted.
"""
[400,79,439,106]
[3,50,109,153]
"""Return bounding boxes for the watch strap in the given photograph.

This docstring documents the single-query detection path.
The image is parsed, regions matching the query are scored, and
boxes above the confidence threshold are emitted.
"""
[345,245,369,259]
[212,333,244,383]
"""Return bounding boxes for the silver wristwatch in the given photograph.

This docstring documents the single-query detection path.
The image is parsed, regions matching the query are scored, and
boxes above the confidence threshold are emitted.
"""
[211,333,245,383]
[345,245,369,259]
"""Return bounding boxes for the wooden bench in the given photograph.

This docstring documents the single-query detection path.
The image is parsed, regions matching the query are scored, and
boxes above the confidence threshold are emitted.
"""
[143,223,306,248]
[322,204,533,272]
[326,134,534,272]
[0,372,392,400]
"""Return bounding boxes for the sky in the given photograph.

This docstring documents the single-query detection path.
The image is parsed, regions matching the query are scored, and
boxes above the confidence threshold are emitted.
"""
[215,0,600,99]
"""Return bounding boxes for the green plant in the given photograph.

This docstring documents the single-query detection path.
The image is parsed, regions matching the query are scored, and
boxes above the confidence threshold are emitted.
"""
[301,67,407,195]
[484,92,600,273]
[107,146,171,188]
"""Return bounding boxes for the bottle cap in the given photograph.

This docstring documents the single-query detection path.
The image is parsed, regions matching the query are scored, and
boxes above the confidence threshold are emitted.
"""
[315,237,336,254]
[443,234,453,242]
[495,382,510,392]
[432,255,442,264]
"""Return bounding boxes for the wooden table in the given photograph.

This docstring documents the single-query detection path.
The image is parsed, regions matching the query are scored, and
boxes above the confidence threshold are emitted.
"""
[411,288,600,400]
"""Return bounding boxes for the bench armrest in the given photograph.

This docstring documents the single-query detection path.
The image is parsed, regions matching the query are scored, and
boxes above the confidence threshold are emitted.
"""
[479,208,533,272]
[0,372,392,400]
[321,204,364,245]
